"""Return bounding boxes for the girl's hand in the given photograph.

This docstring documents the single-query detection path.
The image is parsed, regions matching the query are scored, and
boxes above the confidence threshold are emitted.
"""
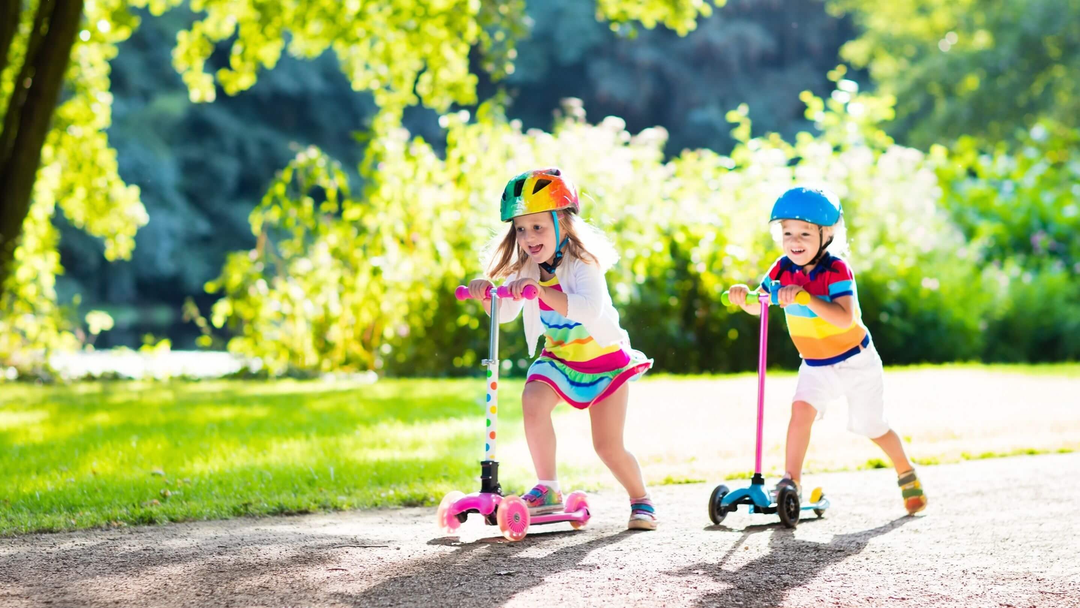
[777,285,806,307]
[727,284,751,307]
[506,278,541,300]
[468,278,494,300]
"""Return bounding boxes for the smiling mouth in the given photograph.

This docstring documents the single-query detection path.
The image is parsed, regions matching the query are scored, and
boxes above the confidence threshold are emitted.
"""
[528,245,544,256]
[791,247,806,255]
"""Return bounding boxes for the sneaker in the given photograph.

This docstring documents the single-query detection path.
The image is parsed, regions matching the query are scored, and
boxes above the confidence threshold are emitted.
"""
[773,477,801,504]
[898,471,927,515]
[521,484,563,515]
[628,496,658,531]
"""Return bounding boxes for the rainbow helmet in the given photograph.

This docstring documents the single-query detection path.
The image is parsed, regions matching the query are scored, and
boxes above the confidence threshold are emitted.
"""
[500,168,579,222]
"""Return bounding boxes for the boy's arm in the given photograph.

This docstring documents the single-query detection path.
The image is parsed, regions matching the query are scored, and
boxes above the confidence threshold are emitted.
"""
[803,293,855,327]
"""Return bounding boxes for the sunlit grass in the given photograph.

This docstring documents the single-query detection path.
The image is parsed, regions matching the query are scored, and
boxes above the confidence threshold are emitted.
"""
[0,379,526,535]
[3,363,1079,535]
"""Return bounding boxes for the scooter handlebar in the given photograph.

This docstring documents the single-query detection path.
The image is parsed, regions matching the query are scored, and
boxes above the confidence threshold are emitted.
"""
[721,289,811,307]
[455,284,539,301]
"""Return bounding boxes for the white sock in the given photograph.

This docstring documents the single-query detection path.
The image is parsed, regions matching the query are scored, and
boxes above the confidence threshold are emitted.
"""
[538,479,560,493]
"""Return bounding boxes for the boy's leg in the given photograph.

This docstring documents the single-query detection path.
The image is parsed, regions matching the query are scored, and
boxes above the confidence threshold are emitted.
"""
[870,429,914,475]
[785,401,818,484]
[842,345,927,514]
[787,362,838,485]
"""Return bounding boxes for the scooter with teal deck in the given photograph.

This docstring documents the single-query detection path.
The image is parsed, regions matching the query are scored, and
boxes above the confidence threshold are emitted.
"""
[708,280,830,528]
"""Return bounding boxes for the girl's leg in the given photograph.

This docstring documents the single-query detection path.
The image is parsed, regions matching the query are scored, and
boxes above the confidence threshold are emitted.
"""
[870,429,914,475]
[785,401,817,484]
[588,383,646,498]
[522,381,561,481]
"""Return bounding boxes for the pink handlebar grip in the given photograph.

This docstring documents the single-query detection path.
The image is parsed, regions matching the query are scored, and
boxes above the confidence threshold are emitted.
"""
[455,284,539,301]
[496,285,539,300]
[455,285,494,301]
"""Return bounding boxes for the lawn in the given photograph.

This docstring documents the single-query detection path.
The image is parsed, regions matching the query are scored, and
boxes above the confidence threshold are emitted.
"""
[0,379,527,534]
[2,364,1079,535]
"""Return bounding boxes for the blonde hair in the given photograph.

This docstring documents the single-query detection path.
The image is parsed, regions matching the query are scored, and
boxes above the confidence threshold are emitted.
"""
[771,218,850,259]
[484,211,618,280]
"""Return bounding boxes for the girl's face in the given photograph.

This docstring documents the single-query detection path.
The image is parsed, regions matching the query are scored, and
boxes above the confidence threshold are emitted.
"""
[514,212,558,264]
[781,219,824,267]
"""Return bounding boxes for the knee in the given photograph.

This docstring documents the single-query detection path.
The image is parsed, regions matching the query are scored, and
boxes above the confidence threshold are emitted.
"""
[791,401,817,426]
[521,385,553,421]
[592,437,625,464]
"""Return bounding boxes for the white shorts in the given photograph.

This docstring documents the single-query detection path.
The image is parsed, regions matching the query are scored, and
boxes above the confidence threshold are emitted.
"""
[792,343,889,438]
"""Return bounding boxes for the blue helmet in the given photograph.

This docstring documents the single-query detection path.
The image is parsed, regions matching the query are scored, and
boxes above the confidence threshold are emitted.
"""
[770,187,842,227]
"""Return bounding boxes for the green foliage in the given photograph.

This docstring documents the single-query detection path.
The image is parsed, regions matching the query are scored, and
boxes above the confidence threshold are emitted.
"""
[171,0,527,128]
[4,0,719,369]
[595,0,720,35]
[209,80,990,375]
[828,0,1080,147]
[932,120,1080,362]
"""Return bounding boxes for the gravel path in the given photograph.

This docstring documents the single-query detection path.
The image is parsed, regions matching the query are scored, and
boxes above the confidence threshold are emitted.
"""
[3,453,1078,607]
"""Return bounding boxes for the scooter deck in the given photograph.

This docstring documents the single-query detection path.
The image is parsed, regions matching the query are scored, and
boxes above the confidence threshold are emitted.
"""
[721,484,831,514]
[448,492,590,525]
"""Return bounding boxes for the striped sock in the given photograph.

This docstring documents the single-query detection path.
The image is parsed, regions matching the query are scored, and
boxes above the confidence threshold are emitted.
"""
[628,495,658,530]
[898,471,927,515]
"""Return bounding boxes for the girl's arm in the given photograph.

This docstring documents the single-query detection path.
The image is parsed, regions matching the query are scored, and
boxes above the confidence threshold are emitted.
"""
[504,277,569,316]
[474,276,526,323]
[563,262,607,325]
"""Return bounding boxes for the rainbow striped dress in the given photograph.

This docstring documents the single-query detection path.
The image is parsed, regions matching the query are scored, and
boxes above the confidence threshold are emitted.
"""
[525,276,653,409]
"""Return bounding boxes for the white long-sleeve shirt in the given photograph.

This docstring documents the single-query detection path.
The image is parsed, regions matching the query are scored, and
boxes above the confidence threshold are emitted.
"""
[495,256,630,357]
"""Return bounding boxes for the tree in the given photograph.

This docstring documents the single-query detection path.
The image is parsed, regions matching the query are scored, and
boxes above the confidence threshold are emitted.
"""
[0,0,720,365]
[828,0,1080,147]
[0,0,84,289]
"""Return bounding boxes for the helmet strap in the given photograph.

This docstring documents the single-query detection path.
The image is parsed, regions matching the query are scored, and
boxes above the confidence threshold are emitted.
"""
[539,210,569,274]
[805,226,833,268]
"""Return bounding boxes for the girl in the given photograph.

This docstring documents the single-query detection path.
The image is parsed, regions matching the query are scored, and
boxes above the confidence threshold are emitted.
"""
[727,186,927,515]
[467,168,657,530]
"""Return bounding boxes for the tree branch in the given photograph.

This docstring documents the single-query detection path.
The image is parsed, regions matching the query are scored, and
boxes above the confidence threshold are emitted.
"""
[0,0,84,289]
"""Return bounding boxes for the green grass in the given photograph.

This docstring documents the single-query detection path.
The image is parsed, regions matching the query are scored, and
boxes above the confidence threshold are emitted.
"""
[0,379,525,535]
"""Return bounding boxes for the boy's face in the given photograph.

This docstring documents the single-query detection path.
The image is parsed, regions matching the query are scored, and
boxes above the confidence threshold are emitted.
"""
[514,212,557,264]
[780,219,822,267]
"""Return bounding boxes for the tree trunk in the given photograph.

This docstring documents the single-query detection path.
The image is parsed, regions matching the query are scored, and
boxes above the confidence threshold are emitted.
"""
[0,0,22,78]
[0,0,84,291]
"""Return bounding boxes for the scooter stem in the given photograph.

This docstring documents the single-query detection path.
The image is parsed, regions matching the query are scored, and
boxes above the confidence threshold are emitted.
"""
[755,295,769,476]
[482,292,500,463]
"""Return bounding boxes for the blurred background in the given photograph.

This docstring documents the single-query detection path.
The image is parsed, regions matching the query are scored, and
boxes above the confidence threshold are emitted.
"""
[2,0,1078,379]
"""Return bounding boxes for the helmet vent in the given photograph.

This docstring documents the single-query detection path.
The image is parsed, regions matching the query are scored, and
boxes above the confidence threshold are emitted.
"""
[513,179,525,198]
[532,178,552,194]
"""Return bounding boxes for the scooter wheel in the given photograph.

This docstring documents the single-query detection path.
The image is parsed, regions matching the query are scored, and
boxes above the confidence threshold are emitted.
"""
[436,490,465,534]
[564,491,590,530]
[777,486,800,528]
[810,487,826,518]
[497,495,530,541]
[708,484,730,525]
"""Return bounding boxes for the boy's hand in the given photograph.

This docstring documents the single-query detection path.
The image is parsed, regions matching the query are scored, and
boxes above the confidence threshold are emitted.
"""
[468,279,494,300]
[777,285,806,307]
[506,278,541,300]
[727,284,751,307]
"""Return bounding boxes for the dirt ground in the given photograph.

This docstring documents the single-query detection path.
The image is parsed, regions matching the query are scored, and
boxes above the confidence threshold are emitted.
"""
[2,453,1079,607]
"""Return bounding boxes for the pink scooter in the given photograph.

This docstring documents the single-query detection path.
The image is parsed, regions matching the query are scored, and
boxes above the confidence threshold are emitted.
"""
[435,283,591,541]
